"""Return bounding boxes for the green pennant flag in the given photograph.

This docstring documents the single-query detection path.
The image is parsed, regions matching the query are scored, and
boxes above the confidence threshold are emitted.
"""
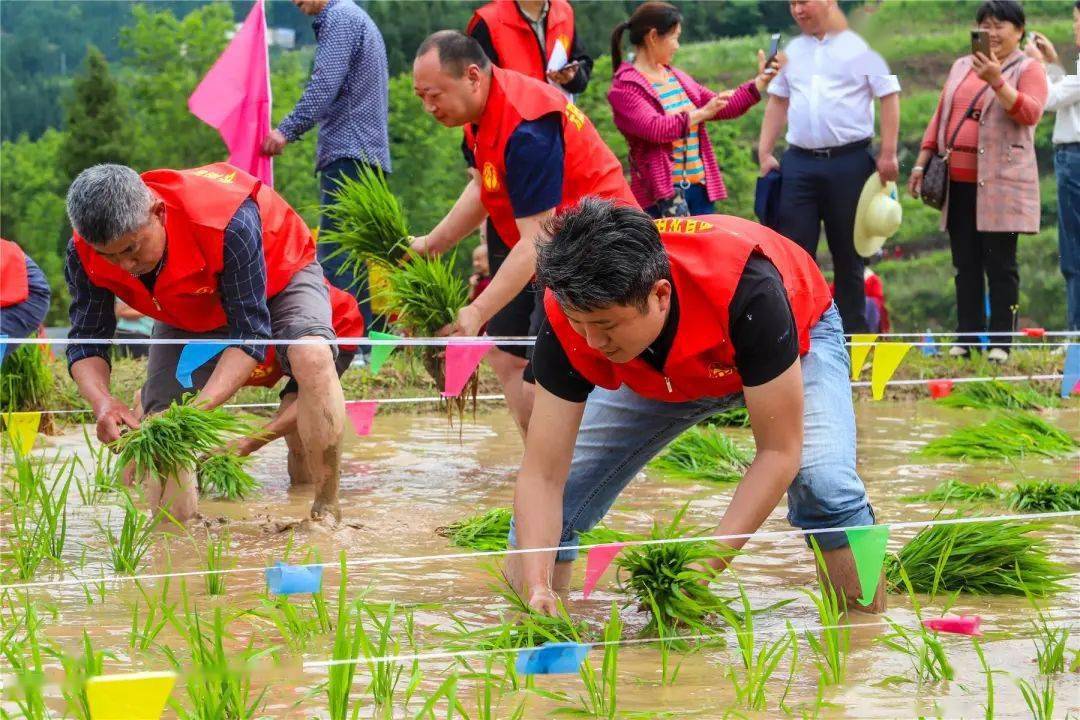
[844,525,890,606]
[367,331,400,375]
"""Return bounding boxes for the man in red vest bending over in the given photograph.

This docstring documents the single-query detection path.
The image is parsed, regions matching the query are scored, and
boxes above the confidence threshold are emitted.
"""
[508,199,885,615]
[410,31,636,436]
[64,163,360,523]
[0,239,52,343]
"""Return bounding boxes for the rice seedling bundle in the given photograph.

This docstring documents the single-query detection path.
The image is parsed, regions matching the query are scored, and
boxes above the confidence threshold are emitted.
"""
[111,400,250,485]
[1006,480,1080,513]
[937,380,1057,411]
[902,478,1003,505]
[436,507,636,552]
[919,412,1078,460]
[319,164,410,276]
[884,517,1071,596]
[197,453,259,501]
[649,426,752,483]
[0,343,53,413]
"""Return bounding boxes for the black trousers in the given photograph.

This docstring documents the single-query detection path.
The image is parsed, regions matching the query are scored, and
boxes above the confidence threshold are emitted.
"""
[946,181,1019,349]
[774,145,875,334]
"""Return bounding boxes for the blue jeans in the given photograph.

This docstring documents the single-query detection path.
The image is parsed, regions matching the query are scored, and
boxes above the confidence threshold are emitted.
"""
[1056,144,1080,330]
[510,304,874,561]
[645,183,715,218]
[318,157,376,332]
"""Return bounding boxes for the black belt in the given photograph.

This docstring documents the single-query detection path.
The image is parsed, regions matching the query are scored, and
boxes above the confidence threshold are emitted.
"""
[790,138,871,159]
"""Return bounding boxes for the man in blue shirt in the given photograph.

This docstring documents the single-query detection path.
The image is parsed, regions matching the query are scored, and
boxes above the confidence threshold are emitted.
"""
[262,0,391,335]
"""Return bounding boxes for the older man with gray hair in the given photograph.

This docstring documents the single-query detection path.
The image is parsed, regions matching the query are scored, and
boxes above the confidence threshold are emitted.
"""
[64,162,353,523]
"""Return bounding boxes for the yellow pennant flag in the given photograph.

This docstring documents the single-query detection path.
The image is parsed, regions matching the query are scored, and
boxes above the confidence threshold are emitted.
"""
[870,343,912,400]
[849,334,878,380]
[87,671,176,720]
[4,411,41,455]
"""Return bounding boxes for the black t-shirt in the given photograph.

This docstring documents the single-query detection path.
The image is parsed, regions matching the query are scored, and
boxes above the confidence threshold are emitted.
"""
[531,254,800,403]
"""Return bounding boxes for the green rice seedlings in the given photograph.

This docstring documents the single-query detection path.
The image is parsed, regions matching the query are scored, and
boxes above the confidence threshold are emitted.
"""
[327,554,365,720]
[614,504,734,634]
[197,452,259,501]
[98,491,158,574]
[111,398,251,486]
[357,601,423,717]
[204,529,232,596]
[902,478,1002,505]
[36,456,74,565]
[571,602,621,719]
[436,507,635,552]
[700,406,751,428]
[919,412,1078,460]
[971,638,1001,720]
[0,343,54,413]
[884,517,1071,597]
[649,426,751,483]
[717,579,795,713]
[57,630,110,720]
[259,591,333,654]
[435,652,526,720]
[320,164,410,276]
[876,566,954,686]
[75,426,116,505]
[802,540,849,687]
[2,455,55,580]
[128,578,173,652]
[0,598,50,720]
[938,380,1057,410]
[1006,480,1080,513]
[1028,598,1072,674]
[1015,674,1056,720]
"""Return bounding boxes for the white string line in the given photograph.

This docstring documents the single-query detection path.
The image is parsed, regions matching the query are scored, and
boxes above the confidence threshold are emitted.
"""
[301,614,1080,671]
[3,373,1069,418]
[2,510,1077,592]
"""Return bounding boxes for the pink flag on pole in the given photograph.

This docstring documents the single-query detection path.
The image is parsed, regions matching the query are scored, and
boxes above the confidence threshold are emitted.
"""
[345,401,378,436]
[581,543,625,600]
[441,342,495,398]
[188,0,273,186]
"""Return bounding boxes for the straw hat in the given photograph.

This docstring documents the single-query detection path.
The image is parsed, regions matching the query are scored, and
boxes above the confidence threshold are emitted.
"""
[853,174,902,258]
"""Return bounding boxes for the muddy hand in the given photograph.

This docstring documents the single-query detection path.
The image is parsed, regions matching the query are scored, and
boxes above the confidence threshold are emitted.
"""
[528,586,561,616]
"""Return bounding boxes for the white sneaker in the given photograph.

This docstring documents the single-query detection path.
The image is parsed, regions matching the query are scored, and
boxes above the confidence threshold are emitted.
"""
[987,347,1009,363]
[948,345,969,358]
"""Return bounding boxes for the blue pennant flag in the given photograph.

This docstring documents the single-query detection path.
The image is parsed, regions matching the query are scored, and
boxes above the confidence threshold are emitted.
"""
[175,342,232,388]
[515,642,590,675]
[1063,344,1080,399]
[0,334,7,366]
[265,562,323,595]
[920,332,938,356]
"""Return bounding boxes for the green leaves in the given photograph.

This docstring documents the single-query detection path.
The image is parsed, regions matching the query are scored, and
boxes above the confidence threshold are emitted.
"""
[320,164,411,281]
[197,453,259,501]
[937,380,1058,410]
[384,251,470,338]
[0,344,54,413]
[919,411,1079,460]
[649,427,751,483]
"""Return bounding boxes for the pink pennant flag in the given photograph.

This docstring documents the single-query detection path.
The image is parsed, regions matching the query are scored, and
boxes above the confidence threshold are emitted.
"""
[188,0,273,186]
[345,401,378,436]
[441,342,495,398]
[922,615,983,637]
[581,543,625,600]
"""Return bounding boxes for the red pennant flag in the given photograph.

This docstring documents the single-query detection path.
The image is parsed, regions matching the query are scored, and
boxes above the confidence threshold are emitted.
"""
[922,615,982,637]
[581,543,625,600]
[441,342,494,398]
[344,401,378,436]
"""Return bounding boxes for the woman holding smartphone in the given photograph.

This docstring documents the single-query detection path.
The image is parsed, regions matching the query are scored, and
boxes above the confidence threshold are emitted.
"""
[909,0,1047,362]
[607,1,779,217]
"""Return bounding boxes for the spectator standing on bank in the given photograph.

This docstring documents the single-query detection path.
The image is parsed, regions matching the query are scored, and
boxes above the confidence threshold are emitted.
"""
[608,2,779,217]
[758,0,900,334]
[1027,2,1080,334]
[262,0,390,334]
[910,0,1047,361]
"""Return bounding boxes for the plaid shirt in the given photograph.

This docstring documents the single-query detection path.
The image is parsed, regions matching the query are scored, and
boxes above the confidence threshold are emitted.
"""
[277,0,391,172]
[66,199,271,370]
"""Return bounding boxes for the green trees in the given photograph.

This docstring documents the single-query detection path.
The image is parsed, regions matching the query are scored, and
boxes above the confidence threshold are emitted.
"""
[60,46,133,180]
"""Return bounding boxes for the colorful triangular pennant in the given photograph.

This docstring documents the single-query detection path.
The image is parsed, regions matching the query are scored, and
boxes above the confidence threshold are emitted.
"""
[844,525,890,606]
[344,400,378,436]
[86,671,176,720]
[922,615,983,637]
[442,341,494,398]
[265,561,323,595]
[366,331,400,375]
[515,641,590,675]
[0,333,8,365]
[920,332,938,356]
[849,334,877,380]
[870,342,912,400]
[582,543,625,600]
[175,342,232,388]
[4,411,41,455]
[1062,344,1080,399]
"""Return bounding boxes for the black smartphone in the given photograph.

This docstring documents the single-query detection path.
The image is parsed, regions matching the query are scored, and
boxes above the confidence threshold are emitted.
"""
[766,33,782,64]
[971,29,991,57]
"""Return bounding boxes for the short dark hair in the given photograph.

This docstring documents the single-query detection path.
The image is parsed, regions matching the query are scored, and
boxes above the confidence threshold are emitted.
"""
[536,198,670,312]
[976,0,1026,29]
[415,30,490,77]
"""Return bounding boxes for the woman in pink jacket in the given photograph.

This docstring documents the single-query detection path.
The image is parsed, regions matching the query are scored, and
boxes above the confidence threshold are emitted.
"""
[607,1,779,217]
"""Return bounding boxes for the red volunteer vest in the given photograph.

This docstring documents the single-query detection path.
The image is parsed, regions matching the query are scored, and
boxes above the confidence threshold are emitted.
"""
[464,67,637,248]
[545,215,834,402]
[0,239,29,308]
[73,163,315,332]
[468,0,576,82]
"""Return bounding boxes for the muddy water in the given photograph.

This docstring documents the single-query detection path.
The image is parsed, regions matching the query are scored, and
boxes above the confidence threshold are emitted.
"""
[4,400,1079,719]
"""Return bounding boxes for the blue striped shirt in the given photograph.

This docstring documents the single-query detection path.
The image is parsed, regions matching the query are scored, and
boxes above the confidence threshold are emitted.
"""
[66,199,271,370]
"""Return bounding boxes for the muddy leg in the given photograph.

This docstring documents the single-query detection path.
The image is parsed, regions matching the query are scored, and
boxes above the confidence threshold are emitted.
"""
[486,348,532,438]
[817,545,887,613]
[144,468,198,525]
[287,342,345,521]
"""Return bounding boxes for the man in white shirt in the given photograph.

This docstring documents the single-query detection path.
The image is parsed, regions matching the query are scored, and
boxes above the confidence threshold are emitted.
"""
[758,0,900,334]
[1028,2,1080,332]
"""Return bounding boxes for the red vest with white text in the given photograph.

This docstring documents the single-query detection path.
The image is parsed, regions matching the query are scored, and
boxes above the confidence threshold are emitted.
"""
[468,0,576,82]
[0,239,29,308]
[463,67,636,248]
[545,215,834,402]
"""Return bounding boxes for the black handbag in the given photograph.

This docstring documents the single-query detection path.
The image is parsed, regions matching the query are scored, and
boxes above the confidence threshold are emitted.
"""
[921,59,1022,210]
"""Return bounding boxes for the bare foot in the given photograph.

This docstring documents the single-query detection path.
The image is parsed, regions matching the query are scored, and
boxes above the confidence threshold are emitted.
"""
[309,497,341,522]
